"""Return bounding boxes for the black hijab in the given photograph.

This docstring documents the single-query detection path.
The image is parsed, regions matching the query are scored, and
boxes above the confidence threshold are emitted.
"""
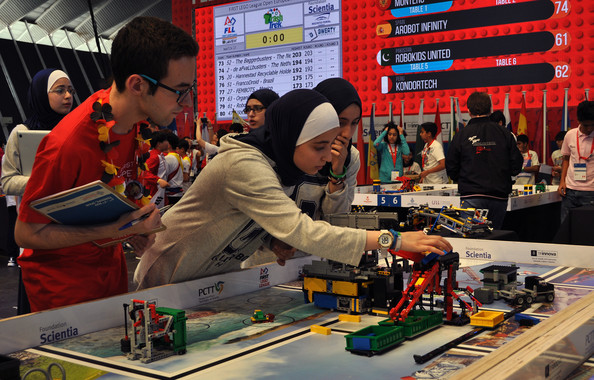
[246,88,280,109]
[24,68,70,131]
[236,89,331,186]
[313,78,362,176]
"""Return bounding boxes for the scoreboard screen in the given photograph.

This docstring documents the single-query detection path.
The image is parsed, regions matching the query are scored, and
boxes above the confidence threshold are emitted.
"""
[194,0,593,120]
[197,0,341,121]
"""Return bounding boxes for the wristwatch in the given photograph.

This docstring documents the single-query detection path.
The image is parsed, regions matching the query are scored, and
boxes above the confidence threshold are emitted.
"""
[378,229,402,251]
[378,230,394,249]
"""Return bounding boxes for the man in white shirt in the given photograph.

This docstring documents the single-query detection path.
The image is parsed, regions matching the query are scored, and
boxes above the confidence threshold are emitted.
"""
[558,101,594,223]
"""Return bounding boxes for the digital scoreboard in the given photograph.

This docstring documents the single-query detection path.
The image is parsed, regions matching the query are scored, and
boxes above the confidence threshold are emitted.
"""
[195,0,593,122]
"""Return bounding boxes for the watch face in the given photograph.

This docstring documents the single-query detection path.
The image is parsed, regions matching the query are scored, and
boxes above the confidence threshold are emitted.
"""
[379,233,393,248]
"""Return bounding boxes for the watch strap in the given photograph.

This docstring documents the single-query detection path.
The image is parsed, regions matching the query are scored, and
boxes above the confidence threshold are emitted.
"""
[389,229,402,251]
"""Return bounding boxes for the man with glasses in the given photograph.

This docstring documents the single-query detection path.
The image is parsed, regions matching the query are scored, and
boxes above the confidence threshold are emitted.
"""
[14,17,199,311]
[244,89,279,129]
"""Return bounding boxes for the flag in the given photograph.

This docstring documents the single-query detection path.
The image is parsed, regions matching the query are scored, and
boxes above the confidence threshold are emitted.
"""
[533,91,546,163]
[455,97,464,132]
[366,103,379,183]
[232,109,250,131]
[503,93,512,131]
[449,97,455,142]
[561,88,569,132]
[434,98,443,144]
[517,92,528,136]
[356,118,366,184]
[400,100,405,130]
[414,99,425,167]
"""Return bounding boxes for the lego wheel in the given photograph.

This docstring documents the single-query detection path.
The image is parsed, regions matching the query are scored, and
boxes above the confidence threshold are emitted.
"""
[514,296,525,305]
[524,295,533,304]
[546,293,555,302]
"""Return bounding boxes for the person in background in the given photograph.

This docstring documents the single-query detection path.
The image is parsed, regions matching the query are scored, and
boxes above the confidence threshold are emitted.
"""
[194,121,227,165]
[212,128,228,147]
[446,92,523,229]
[14,16,197,311]
[144,130,171,198]
[515,134,540,185]
[375,121,410,183]
[182,135,200,181]
[229,122,245,134]
[551,131,567,185]
[163,133,184,205]
[402,152,421,177]
[1,69,75,269]
[176,138,192,192]
[558,100,594,223]
[288,77,362,221]
[489,110,506,128]
[244,89,279,130]
[419,122,447,184]
[135,89,452,289]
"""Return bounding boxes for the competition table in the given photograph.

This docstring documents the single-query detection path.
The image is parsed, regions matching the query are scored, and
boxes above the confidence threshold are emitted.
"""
[353,184,562,243]
[2,242,593,380]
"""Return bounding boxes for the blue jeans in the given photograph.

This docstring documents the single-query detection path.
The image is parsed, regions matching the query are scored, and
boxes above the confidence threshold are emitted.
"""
[460,197,508,230]
[561,188,594,224]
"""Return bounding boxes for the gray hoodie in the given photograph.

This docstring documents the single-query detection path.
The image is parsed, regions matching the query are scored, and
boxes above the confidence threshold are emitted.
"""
[134,135,367,289]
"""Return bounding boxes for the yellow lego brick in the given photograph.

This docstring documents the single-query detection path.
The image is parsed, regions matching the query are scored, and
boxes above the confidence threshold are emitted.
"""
[339,314,361,323]
[310,325,331,335]
[303,277,327,293]
[470,311,504,328]
[332,280,360,296]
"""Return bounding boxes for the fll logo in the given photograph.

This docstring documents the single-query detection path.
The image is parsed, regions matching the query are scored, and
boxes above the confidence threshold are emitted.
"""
[264,8,283,29]
[223,16,237,36]
[259,267,270,288]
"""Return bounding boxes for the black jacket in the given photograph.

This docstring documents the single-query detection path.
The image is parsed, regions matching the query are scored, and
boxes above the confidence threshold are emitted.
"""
[446,116,523,198]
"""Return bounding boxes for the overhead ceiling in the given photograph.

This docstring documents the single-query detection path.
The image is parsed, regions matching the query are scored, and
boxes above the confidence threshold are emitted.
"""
[0,0,172,52]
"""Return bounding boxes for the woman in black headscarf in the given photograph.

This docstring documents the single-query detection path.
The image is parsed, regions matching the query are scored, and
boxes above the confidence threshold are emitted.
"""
[135,89,452,288]
[2,68,74,196]
[288,77,362,221]
[244,88,279,130]
[1,68,73,268]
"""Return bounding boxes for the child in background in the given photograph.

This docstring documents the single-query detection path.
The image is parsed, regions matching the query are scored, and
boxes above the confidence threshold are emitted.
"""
[403,152,421,177]
[176,139,192,192]
[419,122,447,184]
[374,122,410,183]
[551,131,566,185]
[516,134,540,185]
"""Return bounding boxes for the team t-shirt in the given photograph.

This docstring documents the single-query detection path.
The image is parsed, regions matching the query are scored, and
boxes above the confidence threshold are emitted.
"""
[18,88,138,311]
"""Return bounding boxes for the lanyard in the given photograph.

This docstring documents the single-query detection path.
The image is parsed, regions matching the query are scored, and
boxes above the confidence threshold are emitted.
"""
[422,139,434,169]
[576,130,594,161]
[388,143,398,167]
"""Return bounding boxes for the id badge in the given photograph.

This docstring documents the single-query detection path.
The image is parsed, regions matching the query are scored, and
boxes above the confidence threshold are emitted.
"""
[574,163,587,181]
[391,170,400,182]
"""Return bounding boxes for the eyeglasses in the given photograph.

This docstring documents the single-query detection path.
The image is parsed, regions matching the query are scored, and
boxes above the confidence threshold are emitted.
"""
[243,105,265,114]
[48,87,76,96]
[140,74,196,104]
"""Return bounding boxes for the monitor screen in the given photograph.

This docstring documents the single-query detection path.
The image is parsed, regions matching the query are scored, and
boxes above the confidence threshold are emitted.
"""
[194,0,593,123]
[197,0,341,121]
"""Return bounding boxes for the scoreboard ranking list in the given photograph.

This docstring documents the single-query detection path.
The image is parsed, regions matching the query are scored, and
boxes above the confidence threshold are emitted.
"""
[213,0,342,120]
